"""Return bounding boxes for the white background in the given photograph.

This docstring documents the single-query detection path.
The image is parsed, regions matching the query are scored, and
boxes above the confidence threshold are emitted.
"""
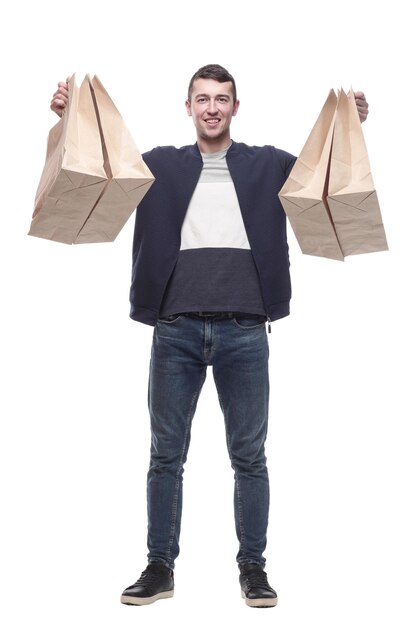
[1,1,416,624]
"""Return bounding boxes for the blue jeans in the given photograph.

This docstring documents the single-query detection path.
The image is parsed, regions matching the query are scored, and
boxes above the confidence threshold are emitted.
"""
[147,313,270,570]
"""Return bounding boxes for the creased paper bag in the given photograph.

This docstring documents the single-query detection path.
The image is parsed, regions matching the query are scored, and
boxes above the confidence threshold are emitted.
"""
[279,89,388,260]
[29,74,154,244]
[327,89,388,256]
[278,90,344,261]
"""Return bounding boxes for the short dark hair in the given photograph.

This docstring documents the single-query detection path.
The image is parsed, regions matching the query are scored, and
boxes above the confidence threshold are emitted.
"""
[187,64,237,103]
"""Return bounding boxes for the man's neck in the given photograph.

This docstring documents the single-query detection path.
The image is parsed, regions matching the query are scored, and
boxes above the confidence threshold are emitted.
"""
[197,136,233,154]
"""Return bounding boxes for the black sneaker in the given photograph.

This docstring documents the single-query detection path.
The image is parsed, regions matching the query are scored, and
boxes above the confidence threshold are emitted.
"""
[239,563,277,608]
[120,562,174,605]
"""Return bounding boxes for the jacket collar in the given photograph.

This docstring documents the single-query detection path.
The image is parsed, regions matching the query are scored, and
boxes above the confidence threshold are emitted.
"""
[190,140,240,159]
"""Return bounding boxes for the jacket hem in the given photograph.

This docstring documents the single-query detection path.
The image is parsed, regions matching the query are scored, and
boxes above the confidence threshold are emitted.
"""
[130,305,158,326]
[267,301,290,322]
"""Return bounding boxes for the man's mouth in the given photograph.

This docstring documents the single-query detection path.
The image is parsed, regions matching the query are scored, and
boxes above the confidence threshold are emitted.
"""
[205,118,221,126]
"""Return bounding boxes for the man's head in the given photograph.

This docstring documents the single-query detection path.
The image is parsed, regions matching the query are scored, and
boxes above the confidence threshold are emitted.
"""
[186,64,240,153]
[187,64,237,103]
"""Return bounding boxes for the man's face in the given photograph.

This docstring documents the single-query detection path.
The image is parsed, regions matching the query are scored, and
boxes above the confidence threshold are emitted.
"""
[186,78,239,147]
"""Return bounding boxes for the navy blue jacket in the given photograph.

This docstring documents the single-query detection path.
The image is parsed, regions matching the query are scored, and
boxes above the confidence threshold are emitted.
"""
[129,141,296,326]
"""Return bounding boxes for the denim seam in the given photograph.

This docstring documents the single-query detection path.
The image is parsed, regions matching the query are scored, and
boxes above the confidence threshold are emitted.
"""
[235,470,246,556]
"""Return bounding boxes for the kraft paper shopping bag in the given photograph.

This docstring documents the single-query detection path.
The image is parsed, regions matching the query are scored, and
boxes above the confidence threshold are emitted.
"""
[327,89,388,256]
[29,74,154,244]
[279,88,388,261]
[278,89,344,261]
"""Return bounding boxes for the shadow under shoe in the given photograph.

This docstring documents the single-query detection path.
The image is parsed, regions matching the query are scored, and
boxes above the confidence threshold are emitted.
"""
[121,562,174,606]
[239,563,277,608]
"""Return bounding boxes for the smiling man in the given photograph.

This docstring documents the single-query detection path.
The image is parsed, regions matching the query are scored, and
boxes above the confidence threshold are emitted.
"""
[185,76,240,151]
[51,63,369,608]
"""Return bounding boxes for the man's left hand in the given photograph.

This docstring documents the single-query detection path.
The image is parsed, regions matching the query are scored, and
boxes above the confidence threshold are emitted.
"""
[354,91,369,123]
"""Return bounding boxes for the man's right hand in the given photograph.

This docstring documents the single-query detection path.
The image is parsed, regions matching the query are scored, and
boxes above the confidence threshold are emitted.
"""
[50,81,69,117]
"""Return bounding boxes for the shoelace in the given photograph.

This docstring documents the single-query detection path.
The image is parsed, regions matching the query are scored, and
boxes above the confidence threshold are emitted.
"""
[136,567,164,590]
[243,569,270,589]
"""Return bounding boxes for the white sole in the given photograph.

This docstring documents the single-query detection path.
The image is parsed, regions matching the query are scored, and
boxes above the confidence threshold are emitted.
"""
[121,590,174,605]
[241,590,277,607]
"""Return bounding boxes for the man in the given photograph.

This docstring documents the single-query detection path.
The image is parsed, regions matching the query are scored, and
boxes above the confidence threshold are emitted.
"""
[51,65,369,608]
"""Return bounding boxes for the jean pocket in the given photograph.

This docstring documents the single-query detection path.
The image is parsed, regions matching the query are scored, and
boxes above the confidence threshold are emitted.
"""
[157,314,184,325]
[233,315,267,329]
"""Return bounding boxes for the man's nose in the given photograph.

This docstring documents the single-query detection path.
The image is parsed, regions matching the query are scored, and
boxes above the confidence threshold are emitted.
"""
[207,98,218,113]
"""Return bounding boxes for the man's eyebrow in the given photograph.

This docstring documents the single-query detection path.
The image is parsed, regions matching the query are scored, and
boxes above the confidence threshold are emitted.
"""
[194,92,231,99]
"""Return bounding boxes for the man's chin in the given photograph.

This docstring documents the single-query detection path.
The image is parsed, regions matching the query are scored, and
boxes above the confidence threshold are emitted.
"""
[200,126,226,140]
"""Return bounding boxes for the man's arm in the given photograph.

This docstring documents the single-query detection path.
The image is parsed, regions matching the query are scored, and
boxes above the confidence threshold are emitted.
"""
[49,80,370,123]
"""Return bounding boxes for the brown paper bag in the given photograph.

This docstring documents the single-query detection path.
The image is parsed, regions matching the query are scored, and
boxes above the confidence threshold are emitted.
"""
[29,74,154,244]
[279,89,388,260]
[327,89,388,256]
[278,89,344,261]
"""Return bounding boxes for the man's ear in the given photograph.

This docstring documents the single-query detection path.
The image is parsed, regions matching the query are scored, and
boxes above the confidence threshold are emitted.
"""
[232,99,240,116]
[185,99,192,117]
